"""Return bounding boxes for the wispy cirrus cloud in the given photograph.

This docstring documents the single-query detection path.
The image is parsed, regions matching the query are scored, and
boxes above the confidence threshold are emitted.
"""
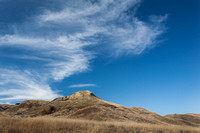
[0,0,167,103]
[68,84,96,88]
[0,35,93,81]
[39,0,167,56]
[0,34,92,102]
[0,69,60,101]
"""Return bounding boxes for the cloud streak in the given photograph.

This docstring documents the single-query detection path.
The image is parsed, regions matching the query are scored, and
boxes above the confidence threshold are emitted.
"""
[0,69,60,101]
[0,0,167,103]
[68,84,96,88]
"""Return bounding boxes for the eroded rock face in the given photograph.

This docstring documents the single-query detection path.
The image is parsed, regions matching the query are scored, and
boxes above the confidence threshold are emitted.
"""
[68,91,97,100]
[0,106,5,111]
[41,105,56,115]
[54,91,99,101]
[0,104,12,112]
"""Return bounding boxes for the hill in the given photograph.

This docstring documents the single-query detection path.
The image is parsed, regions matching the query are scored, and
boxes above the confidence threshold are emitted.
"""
[0,91,200,132]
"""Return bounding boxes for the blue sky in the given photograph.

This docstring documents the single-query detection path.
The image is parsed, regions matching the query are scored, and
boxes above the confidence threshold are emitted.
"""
[0,0,199,115]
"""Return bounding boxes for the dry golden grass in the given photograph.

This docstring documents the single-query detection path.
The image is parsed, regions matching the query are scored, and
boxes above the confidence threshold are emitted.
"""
[0,117,200,133]
[1,91,200,132]
[2,91,200,128]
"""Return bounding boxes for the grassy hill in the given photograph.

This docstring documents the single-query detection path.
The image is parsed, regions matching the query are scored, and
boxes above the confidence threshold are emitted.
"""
[0,91,200,133]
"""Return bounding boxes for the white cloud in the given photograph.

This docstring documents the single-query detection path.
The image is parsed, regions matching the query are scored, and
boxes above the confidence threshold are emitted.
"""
[0,0,167,103]
[0,69,60,101]
[69,84,96,88]
[38,0,167,56]
[0,35,93,81]
[0,34,92,102]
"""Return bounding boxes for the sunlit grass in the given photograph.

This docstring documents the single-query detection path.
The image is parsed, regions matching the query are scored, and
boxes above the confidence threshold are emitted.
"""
[0,117,200,133]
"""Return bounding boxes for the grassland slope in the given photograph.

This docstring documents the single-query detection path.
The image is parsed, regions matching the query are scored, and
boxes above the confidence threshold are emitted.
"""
[0,91,199,128]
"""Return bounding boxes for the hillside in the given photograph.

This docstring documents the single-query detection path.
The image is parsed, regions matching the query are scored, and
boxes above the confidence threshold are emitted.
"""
[165,113,200,127]
[0,91,200,129]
